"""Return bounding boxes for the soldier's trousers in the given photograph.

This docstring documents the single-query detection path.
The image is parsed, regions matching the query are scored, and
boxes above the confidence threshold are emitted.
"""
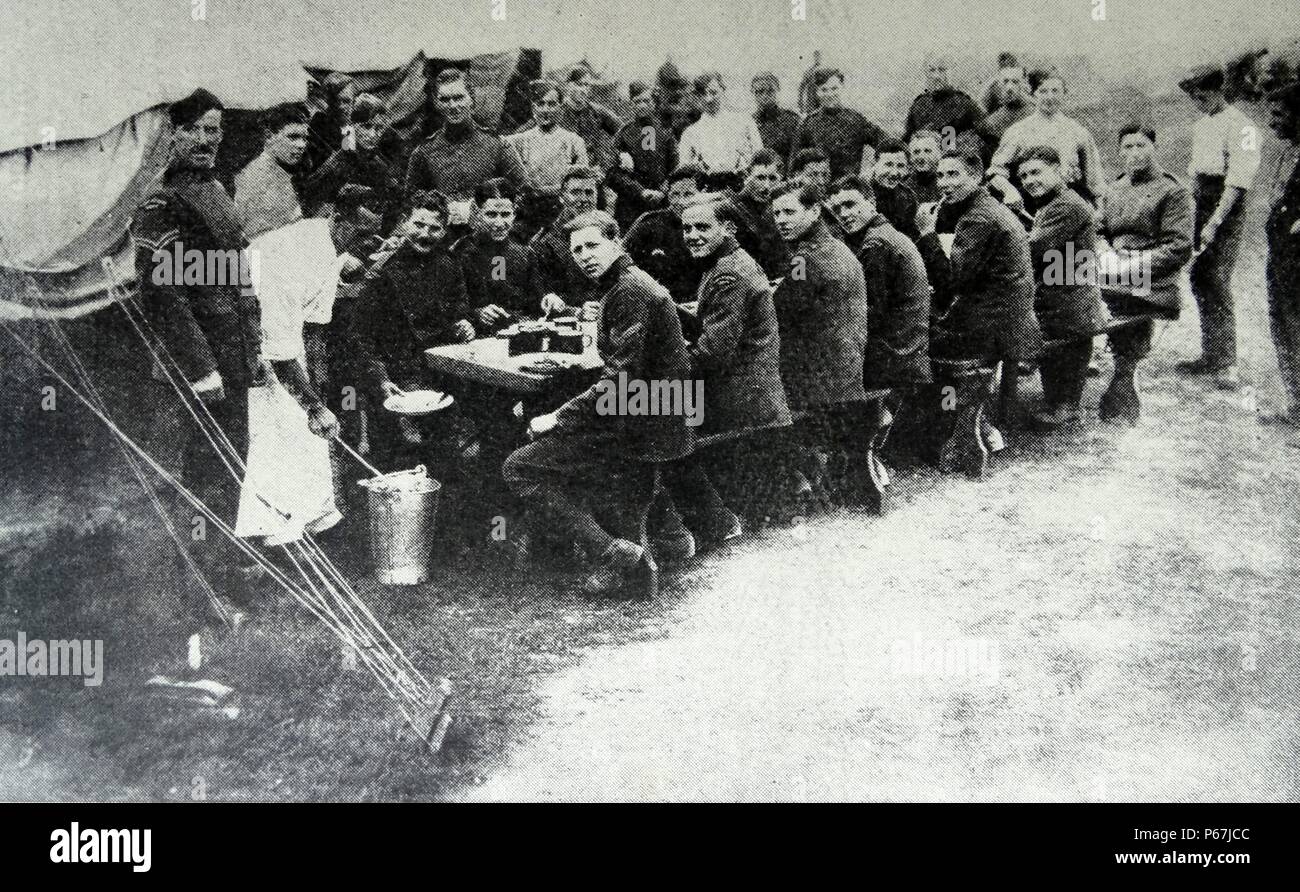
[1190,176,1246,369]
[1268,267,1300,413]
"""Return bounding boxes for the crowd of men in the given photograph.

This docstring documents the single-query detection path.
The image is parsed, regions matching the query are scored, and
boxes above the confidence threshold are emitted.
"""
[131,51,1300,607]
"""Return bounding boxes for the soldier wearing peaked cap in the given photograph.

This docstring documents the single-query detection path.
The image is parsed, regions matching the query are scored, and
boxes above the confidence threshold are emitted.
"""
[131,88,269,617]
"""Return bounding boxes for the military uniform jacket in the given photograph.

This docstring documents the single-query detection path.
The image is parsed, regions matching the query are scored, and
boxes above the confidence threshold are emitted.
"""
[1028,186,1108,338]
[404,123,525,199]
[794,106,888,179]
[607,119,678,225]
[554,255,695,462]
[773,218,870,408]
[528,218,602,307]
[623,208,704,303]
[918,186,1042,360]
[350,242,471,391]
[754,106,801,164]
[131,167,263,387]
[1097,165,1194,314]
[732,193,792,280]
[454,231,541,318]
[690,238,792,437]
[846,215,933,386]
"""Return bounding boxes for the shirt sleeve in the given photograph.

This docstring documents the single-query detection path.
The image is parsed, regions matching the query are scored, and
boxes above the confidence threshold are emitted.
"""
[1148,184,1195,281]
[1225,111,1262,191]
[1079,124,1105,199]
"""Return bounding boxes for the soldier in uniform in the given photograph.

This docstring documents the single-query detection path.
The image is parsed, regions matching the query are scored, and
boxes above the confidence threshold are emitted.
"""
[623,164,707,303]
[131,88,267,616]
[1262,80,1300,436]
[1094,124,1195,423]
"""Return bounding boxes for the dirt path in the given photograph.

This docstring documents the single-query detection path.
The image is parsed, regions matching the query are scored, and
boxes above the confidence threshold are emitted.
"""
[467,299,1300,802]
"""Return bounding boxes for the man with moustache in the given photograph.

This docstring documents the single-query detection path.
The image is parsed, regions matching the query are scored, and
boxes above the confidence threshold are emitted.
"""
[607,81,678,233]
[794,68,888,179]
[1016,147,1108,429]
[506,210,694,598]
[132,88,268,616]
[730,148,791,278]
[871,138,921,242]
[752,72,801,164]
[1262,79,1300,436]
[907,129,943,204]
[623,164,708,302]
[533,166,604,314]
[350,191,476,466]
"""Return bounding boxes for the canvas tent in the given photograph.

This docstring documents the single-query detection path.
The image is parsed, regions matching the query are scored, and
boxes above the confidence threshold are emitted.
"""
[0,0,545,320]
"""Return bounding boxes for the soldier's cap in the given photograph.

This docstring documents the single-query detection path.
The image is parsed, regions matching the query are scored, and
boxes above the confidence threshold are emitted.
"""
[168,88,224,127]
[1179,64,1225,94]
[1266,79,1300,113]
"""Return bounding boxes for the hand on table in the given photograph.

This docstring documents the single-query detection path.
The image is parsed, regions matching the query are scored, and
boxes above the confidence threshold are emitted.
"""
[540,294,568,317]
[476,304,511,327]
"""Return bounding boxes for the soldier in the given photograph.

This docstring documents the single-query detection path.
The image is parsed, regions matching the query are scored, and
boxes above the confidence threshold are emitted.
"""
[1177,64,1262,390]
[623,164,707,302]
[607,81,678,233]
[751,72,801,165]
[1262,80,1300,437]
[1094,124,1195,423]
[131,88,268,616]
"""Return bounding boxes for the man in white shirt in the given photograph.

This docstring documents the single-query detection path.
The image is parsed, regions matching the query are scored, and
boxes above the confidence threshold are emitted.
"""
[679,72,763,192]
[1178,64,1262,388]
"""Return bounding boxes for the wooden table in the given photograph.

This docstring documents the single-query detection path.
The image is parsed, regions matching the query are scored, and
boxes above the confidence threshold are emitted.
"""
[425,323,603,396]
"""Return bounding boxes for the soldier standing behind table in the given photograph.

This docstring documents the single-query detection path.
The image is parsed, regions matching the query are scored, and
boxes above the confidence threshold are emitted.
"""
[1177,65,1262,390]
[1262,80,1300,440]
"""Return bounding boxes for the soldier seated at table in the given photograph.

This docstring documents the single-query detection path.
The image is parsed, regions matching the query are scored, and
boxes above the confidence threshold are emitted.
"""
[916,147,1041,443]
[505,210,695,598]
[350,190,477,470]
[623,164,708,303]
[453,177,541,333]
[661,194,792,541]
[533,166,604,316]
[1016,147,1108,429]
[770,179,872,502]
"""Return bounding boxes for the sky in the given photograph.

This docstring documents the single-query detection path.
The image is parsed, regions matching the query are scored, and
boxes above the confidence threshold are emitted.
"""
[2,0,1297,148]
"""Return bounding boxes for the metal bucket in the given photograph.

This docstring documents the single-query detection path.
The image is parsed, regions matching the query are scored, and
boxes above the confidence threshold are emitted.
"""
[358,465,442,585]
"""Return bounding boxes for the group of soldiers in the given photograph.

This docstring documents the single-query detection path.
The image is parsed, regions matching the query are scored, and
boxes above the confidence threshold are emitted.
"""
[130,53,1300,606]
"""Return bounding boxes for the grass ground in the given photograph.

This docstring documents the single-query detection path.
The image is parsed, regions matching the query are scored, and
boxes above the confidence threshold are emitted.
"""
[1,93,1297,801]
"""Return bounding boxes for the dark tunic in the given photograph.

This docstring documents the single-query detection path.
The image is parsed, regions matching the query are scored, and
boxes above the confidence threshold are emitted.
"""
[773,219,870,408]
[689,238,792,437]
[350,242,471,391]
[794,106,888,179]
[845,215,933,386]
[1097,165,1194,315]
[623,208,704,303]
[907,171,941,205]
[454,231,541,320]
[301,147,402,231]
[404,122,526,199]
[528,215,602,307]
[607,119,678,230]
[1266,147,1300,406]
[754,106,801,163]
[905,87,985,140]
[875,182,920,242]
[558,102,623,172]
[131,168,263,388]
[918,186,1042,360]
[1028,186,1108,338]
[731,193,792,280]
[553,255,695,462]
